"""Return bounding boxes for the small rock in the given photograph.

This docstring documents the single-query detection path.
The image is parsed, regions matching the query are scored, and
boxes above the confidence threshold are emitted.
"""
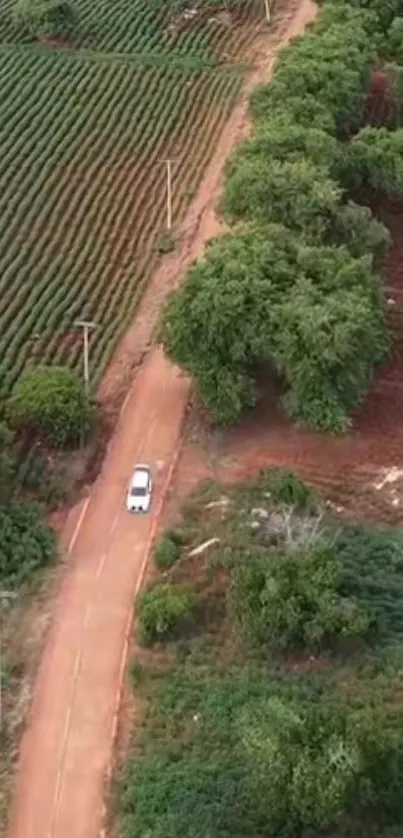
[205,497,230,510]
[251,507,269,519]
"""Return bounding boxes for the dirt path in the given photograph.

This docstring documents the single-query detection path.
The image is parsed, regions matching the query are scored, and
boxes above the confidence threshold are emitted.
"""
[7,4,317,838]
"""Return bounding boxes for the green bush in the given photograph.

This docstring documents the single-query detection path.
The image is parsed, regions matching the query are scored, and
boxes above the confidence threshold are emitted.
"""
[161,226,388,430]
[137,582,196,644]
[229,543,373,652]
[154,531,182,570]
[121,668,403,837]
[250,13,375,135]
[0,502,56,587]
[345,126,403,195]
[221,157,342,238]
[316,0,403,33]
[259,468,316,510]
[7,365,94,447]
[14,0,77,40]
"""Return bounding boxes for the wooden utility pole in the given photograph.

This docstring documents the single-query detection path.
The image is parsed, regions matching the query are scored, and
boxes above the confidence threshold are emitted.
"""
[0,590,16,731]
[74,320,97,393]
[159,159,177,231]
[263,0,273,24]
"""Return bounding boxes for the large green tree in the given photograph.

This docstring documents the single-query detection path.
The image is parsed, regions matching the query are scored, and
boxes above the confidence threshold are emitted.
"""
[221,157,342,239]
[250,14,375,134]
[345,126,403,195]
[160,227,387,429]
[7,365,94,446]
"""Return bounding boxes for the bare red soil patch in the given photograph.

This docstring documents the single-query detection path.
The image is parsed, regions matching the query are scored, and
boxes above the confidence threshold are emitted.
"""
[362,70,396,126]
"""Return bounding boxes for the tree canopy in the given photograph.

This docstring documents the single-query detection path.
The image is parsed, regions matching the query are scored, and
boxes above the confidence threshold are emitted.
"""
[160,1,396,431]
[7,365,94,446]
[160,227,387,429]
[14,0,77,40]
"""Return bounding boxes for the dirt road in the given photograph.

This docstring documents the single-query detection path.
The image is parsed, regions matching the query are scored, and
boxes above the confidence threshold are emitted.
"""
[7,3,317,838]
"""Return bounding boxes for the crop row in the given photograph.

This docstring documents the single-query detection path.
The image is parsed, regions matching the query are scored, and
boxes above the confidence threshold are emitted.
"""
[0,0,263,63]
[0,49,243,390]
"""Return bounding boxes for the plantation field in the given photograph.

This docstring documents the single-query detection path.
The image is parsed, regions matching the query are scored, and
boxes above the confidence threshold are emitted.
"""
[0,0,266,397]
[0,0,262,59]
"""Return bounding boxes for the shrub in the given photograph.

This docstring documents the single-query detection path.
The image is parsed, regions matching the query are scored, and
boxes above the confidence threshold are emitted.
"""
[137,582,196,644]
[7,365,94,447]
[316,0,403,33]
[250,14,375,135]
[227,117,342,177]
[154,531,182,570]
[0,502,56,587]
[156,231,175,254]
[221,157,342,239]
[14,0,77,40]
[259,468,317,510]
[229,542,373,652]
[346,126,403,196]
[121,668,403,837]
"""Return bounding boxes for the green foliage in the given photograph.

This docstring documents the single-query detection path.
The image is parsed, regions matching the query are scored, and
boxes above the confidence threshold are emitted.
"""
[274,269,387,431]
[120,475,403,838]
[161,3,392,432]
[154,531,182,570]
[250,12,375,135]
[161,226,387,429]
[385,17,403,62]
[7,365,94,447]
[14,0,77,39]
[345,126,403,195]
[332,200,391,262]
[136,582,196,644]
[222,157,342,238]
[333,523,403,639]
[120,667,403,837]
[259,468,316,510]
[229,542,373,652]
[317,0,403,33]
[227,116,342,176]
[156,231,175,254]
[160,226,289,425]
[0,423,16,505]
[0,501,56,587]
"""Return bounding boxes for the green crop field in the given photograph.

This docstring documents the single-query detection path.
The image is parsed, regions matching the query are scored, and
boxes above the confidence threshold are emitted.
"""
[0,0,264,396]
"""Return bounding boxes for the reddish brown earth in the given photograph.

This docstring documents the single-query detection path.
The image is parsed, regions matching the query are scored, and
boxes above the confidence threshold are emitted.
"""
[6,3,318,838]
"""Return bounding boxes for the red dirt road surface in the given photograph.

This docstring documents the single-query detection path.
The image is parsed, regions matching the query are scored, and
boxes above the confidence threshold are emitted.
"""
[7,3,317,838]
[8,350,188,838]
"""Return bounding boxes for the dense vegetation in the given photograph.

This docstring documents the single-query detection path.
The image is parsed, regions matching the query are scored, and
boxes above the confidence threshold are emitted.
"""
[6,365,94,446]
[14,0,77,40]
[161,0,403,431]
[0,423,56,588]
[0,0,264,397]
[121,470,403,838]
